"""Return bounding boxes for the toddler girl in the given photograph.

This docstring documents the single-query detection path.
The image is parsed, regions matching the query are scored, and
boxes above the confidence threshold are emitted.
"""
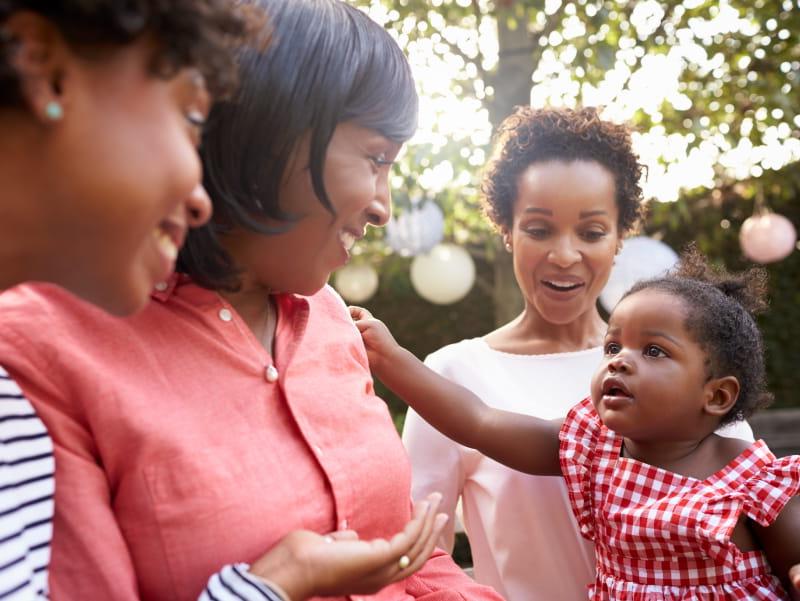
[352,249,800,600]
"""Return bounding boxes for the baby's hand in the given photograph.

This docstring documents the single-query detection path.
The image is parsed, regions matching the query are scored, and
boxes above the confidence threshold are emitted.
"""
[790,563,800,591]
[349,306,401,375]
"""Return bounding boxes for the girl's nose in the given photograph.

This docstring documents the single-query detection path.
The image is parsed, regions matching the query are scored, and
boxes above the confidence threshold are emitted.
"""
[186,184,213,228]
[607,354,632,373]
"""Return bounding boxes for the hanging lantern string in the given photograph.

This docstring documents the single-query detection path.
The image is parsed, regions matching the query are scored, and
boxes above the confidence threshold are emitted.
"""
[753,183,768,217]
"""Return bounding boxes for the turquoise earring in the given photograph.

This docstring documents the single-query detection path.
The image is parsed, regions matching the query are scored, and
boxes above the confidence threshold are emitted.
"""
[45,101,63,121]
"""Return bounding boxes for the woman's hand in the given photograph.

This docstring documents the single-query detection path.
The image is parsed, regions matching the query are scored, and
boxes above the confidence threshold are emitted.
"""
[349,306,401,376]
[790,563,800,597]
[248,493,447,601]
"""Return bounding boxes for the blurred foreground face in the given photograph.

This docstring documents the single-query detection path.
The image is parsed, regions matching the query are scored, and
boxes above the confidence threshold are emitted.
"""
[7,32,212,315]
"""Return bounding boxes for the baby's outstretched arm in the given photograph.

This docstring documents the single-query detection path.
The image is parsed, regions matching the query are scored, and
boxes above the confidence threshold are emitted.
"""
[751,495,800,599]
[350,307,561,476]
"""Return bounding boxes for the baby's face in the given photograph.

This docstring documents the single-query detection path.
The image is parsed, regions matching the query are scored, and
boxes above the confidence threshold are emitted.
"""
[591,289,714,441]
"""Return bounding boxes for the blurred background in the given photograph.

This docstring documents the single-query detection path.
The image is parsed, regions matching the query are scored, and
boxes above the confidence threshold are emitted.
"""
[334,1,800,452]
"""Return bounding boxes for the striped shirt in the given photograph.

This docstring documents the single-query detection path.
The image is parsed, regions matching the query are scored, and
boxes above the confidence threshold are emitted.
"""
[0,366,53,600]
[0,368,283,601]
[201,564,286,601]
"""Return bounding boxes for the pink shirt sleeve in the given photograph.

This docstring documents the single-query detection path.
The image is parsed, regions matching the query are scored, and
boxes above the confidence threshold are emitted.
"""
[0,327,143,599]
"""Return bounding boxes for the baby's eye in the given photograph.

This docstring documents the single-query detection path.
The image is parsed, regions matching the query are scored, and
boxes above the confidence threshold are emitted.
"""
[644,345,667,358]
[604,342,621,355]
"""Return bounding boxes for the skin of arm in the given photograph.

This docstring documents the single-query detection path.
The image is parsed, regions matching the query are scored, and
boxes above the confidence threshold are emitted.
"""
[790,563,800,597]
[251,493,449,600]
[351,307,562,476]
[751,495,800,600]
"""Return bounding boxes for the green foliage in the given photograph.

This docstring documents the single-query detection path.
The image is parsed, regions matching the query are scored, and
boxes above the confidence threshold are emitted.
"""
[346,0,800,420]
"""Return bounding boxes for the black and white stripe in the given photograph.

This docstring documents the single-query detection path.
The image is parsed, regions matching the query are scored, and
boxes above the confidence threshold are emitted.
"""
[0,367,52,600]
[201,564,286,601]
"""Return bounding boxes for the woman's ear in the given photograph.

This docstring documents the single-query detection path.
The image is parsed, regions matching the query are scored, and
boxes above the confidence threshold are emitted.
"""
[502,230,512,252]
[703,375,740,418]
[3,11,70,123]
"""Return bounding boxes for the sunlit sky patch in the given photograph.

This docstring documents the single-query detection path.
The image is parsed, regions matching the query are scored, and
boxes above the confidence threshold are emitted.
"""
[363,0,800,203]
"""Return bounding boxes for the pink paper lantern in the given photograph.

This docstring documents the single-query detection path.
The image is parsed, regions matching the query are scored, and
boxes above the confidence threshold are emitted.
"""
[739,212,797,263]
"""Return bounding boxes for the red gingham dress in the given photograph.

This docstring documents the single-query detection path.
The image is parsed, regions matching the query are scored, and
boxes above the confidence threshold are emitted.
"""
[559,398,800,600]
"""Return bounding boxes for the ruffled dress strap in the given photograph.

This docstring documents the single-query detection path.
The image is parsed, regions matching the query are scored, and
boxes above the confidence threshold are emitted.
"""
[695,440,800,574]
[559,397,620,542]
[713,440,800,527]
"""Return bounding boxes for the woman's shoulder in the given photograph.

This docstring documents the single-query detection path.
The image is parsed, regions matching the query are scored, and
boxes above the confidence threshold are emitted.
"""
[424,337,487,369]
[306,285,360,326]
[0,283,107,337]
[0,282,77,314]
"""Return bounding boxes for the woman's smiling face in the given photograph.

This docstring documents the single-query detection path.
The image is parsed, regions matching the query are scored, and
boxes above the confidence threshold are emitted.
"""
[219,121,400,296]
[34,36,213,315]
[505,159,620,326]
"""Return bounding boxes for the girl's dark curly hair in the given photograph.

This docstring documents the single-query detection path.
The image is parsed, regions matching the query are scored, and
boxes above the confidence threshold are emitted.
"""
[0,0,259,106]
[623,245,772,427]
[482,106,645,234]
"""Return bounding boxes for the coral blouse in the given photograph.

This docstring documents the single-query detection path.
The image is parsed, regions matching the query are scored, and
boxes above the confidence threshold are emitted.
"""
[0,278,500,601]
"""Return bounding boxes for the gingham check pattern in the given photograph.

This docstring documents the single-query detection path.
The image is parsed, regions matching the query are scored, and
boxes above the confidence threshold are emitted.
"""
[559,398,800,600]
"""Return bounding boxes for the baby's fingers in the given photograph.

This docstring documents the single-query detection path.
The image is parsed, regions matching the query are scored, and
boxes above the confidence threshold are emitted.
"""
[349,306,372,321]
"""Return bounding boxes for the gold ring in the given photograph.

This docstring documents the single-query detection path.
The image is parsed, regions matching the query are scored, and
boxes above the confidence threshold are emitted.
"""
[398,555,410,569]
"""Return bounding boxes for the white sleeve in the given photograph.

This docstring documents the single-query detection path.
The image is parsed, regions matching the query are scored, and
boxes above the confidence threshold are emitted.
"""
[402,407,464,553]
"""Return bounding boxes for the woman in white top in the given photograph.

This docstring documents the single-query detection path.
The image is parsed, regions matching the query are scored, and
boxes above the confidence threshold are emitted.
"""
[402,106,752,601]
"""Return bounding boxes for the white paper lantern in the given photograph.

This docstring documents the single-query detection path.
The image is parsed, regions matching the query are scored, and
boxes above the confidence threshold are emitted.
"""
[386,202,445,257]
[333,264,379,303]
[599,236,678,312]
[739,212,797,264]
[410,243,476,305]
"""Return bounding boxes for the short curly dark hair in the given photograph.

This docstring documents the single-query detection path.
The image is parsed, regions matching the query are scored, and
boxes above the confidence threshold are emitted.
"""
[0,0,258,106]
[482,106,645,234]
[623,246,772,427]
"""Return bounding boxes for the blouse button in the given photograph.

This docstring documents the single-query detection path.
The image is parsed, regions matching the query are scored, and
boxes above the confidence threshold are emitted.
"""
[218,308,233,322]
[154,281,168,292]
[265,365,279,382]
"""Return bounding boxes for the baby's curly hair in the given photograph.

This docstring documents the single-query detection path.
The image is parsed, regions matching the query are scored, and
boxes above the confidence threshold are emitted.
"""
[624,246,772,427]
[0,0,259,106]
[482,106,645,234]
